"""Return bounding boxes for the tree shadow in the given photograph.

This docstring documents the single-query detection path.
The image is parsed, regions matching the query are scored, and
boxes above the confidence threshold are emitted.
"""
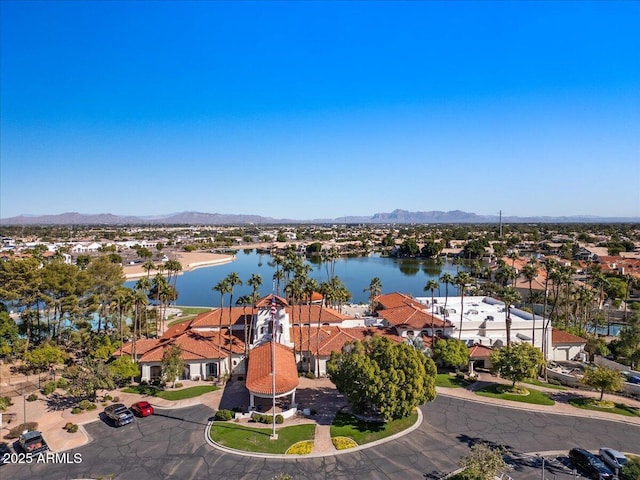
[150,411,210,427]
[45,392,83,412]
[218,380,250,411]
[455,434,513,453]
[422,470,446,479]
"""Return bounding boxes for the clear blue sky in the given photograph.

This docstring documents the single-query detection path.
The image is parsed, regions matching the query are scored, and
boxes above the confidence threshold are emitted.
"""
[1,1,639,219]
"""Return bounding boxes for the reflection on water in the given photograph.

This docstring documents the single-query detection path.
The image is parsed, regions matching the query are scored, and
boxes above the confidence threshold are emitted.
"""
[126,251,465,307]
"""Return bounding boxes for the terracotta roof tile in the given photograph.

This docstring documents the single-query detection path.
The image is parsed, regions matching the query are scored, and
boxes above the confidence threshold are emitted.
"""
[552,329,587,345]
[469,343,493,358]
[246,342,299,396]
[375,292,424,310]
[377,304,451,329]
[286,305,350,324]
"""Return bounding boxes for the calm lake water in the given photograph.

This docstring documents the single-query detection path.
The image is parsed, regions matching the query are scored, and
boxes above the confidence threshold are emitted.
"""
[126,250,465,307]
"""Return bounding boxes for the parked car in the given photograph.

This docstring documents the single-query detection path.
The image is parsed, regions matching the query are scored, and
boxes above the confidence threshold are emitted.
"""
[569,448,614,480]
[104,403,134,427]
[0,442,13,465]
[599,447,628,472]
[18,431,48,454]
[130,401,154,417]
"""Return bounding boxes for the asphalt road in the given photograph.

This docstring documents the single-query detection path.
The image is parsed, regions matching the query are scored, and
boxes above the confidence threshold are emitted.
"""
[3,396,639,480]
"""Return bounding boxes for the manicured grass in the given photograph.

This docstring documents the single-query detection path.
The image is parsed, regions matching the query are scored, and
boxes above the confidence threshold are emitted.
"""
[122,385,218,400]
[436,373,471,388]
[475,383,555,406]
[569,398,640,417]
[209,422,316,454]
[330,410,418,445]
[522,378,567,390]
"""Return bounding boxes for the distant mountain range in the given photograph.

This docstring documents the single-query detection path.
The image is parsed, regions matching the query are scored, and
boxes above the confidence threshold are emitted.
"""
[1,209,638,225]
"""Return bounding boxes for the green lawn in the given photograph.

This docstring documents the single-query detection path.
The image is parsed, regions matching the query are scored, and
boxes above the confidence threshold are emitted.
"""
[435,373,471,388]
[475,383,555,406]
[209,422,316,454]
[569,398,640,417]
[330,411,418,445]
[522,378,567,390]
[122,385,218,400]
[167,306,211,326]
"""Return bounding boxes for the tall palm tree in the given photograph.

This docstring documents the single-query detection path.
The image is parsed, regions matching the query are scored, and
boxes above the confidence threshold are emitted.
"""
[284,277,303,368]
[364,277,382,315]
[303,277,319,373]
[500,286,521,346]
[236,295,253,368]
[246,273,263,356]
[541,258,557,366]
[224,272,242,374]
[454,272,472,340]
[424,279,439,336]
[522,260,539,345]
[165,259,182,290]
[213,278,231,380]
[439,272,454,320]
[316,281,333,375]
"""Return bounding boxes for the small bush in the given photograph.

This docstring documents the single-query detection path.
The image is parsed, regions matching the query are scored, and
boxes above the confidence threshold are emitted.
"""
[0,396,14,411]
[87,403,97,411]
[56,378,69,388]
[78,399,92,410]
[64,422,74,430]
[275,414,284,424]
[214,409,234,421]
[64,423,78,433]
[140,380,149,386]
[286,440,313,455]
[112,396,119,402]
[71,407,82,415]
[332,436,358,450]
[174,383,183,388]
[304,372,316,379]
[103,394,113,401]
[7,423,38,439]
[206,376,215,382]
[42,381,57,396]
[26,393,39,402]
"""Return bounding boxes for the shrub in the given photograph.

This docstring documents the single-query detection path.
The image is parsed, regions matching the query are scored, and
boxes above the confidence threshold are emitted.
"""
[0,396,14,411]
[140,380,149,386]
[103,394,113,401]
[71,407,82,415]
[26,393,39,402]
[64,422,74,430]
[7,423,38,439]
[112,396,119,402]
[78,400,93,410]
[214,409,234,421]
[67,424,79,433]
[206,376,215,382]
[42,381,57,395]
[304,372,316,379]
[174,383,183,388]
[275,414,284,424]
[56,378,69,388]
[86,403,97,411]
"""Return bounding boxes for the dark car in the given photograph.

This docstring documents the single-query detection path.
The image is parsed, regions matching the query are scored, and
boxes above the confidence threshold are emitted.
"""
[0,442,13,465]
[104,403,134,427]
[18,431,48,454]
[130,401,154,417]
[569,448,614,480]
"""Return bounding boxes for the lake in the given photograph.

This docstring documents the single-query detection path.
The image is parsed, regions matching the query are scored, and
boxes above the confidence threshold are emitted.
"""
[126,250,465,307]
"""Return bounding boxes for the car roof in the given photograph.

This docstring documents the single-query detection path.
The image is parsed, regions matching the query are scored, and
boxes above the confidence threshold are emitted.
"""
[133,401,151,406]
[601,448,625,458]
[20,431,43,440]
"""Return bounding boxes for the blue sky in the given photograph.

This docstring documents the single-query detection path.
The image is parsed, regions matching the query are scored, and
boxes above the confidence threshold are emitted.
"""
[1,1,639,220]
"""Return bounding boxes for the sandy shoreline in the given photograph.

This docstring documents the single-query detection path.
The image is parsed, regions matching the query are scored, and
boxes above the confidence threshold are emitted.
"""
[122,251,235,280]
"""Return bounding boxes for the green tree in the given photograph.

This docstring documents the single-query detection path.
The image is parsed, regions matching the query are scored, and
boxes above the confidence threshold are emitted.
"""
[432,338,469,370]
[421,239,443,258]
[0,310,19,358]
[399,238,420,257]
[162,344,184,387]
[225,272,243,373]
[458,443,508,480]
[65,358,115,401]
[454,272,472,340]
[581,365,623,401]
[439,272,454,319]
[327,336,436,420]
[490,342,544,389]
[108,356,140,386]
[364,277,382,314]
[24,343,68,372]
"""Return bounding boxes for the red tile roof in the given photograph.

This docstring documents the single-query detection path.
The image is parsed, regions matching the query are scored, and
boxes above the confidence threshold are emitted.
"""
[290,326,403,356]
[375,292,425,310]
[114,339,158,357]
[377,304,451,329]
[246,342,299,396]
[468,343,493,359]
[189,308,250,329]
[139,330,245,362]
[286,304,350,324]
[551,329,587,345]
[255,294,289,308]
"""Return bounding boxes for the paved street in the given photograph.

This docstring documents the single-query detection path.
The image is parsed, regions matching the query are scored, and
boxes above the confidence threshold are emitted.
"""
[3,395,639,480]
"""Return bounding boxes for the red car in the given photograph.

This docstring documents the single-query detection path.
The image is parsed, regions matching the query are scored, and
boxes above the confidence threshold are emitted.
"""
[130,401,154,417]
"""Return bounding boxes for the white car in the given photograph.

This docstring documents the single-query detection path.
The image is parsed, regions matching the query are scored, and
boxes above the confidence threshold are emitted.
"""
[599,447,628,472]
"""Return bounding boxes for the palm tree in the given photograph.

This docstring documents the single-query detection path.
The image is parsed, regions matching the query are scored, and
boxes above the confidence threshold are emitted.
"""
[132,278,149,359]
[165,259,182,290]
[213,278,231,380]
[500,286,521,346]
[363,277,382,315]
[522,260,539,345]
[246,273,263,356]
[225,272,242,375]
[424,279,439,336]
[303,277,319,373]
[316,281,333,374]
[454,272,472,340]
[439,272,454,320]
[142,260,156,280]
[284,276,303,368]
[236,295,253,366]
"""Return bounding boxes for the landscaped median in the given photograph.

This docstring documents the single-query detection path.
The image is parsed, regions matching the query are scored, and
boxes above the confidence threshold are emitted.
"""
[569,397,640,417]
[329,410,419,449]
[475,383,555,406]
[208,422,316,454]
[122,385,219,401]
